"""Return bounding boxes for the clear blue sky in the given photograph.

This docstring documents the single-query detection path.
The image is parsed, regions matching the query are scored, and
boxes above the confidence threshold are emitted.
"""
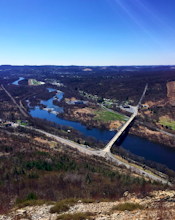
[0,0,175,66]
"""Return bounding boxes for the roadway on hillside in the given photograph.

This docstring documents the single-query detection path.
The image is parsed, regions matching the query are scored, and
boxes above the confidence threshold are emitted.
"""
[1,84,170,184]
[21,125,170,185]
[1,84,28,118]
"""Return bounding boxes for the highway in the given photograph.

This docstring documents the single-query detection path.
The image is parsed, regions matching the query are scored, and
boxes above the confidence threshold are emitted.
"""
[20,125,170,185]
[137,83,148,107]
[1,83,170,184]
[1,84,28,118]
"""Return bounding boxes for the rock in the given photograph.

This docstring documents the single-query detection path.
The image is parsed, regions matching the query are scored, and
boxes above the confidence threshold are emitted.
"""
[123,191,129,197]
[17,209,26,215]
[40,218,50,220]
[135,199,140,203]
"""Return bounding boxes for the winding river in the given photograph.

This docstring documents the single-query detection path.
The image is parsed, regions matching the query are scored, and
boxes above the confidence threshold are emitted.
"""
[27,88,175,171]
[12,77,24,85]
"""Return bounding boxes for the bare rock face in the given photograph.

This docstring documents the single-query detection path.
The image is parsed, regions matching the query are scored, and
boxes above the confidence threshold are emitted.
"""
[1,190,175,220]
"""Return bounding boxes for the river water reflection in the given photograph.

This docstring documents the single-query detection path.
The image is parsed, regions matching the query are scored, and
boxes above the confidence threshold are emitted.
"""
[12,77,24,85]
[29,88,175,170]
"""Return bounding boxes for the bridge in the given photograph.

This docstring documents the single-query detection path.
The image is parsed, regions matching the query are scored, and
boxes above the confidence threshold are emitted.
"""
[103,84,148,153]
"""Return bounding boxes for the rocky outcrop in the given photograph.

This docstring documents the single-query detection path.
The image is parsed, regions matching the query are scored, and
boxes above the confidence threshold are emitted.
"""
[1,190,175,220]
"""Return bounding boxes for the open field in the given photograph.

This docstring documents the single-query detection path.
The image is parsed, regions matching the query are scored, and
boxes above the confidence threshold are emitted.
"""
[167,81,175,98]
[94,110,125,122]
[28,79,44,86]
[32,79,40,85]
[159,116,175,130]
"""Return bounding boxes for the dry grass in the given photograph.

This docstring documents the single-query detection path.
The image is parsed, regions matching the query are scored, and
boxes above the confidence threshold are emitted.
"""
[16,200,54,209]
[50,198,98,214]
[112,202,144,211]
[81,199,95,203]
[50,198,78,214]
[56,212,94,220]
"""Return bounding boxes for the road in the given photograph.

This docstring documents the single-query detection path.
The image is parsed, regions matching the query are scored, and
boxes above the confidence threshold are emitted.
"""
[137,84,148,106]
[1,82,170,184]
[1,84,28,118]
[20,125,170,185]
[103,84,148,153]
[103,111,137,152]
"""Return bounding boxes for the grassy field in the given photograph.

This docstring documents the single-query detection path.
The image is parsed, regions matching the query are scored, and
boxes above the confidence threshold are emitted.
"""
[32,79,40,85]
[159,117,175,130]
[21,122,27,126]
[94,110,125,122]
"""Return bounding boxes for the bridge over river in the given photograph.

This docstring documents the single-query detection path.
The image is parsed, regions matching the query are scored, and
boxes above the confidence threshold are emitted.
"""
[102,84,148,153]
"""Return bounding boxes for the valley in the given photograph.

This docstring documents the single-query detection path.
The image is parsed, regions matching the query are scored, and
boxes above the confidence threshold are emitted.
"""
[1,65,175,217]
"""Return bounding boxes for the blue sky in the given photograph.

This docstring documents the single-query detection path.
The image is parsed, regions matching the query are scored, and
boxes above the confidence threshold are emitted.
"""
[0,0,175,66]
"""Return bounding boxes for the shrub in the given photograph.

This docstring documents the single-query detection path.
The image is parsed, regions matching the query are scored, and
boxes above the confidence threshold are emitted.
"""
[28,172,39,179]
[100,198,115,202]
[81,199,95,203]
[50,203,69,214]
[84,172,91,184]
[50,198,78,214]
[16,200,54,209]
[56,212,94,220]
[112,202,144,211]
[26,193,37,201]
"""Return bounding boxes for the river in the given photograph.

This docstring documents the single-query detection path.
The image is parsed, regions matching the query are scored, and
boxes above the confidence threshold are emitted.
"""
[27,88,175,170]
[12,77,25,85]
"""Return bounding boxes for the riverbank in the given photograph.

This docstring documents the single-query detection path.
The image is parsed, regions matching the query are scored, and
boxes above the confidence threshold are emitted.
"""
[58,105,175,148]
[27,90,175,172]
[59,106,124,130]
[130,124,175,148]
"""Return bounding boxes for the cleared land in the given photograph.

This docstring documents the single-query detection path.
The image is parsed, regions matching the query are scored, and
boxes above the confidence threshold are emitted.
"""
[167,81,175,98]
[28,79,42,86]
[159,116,175,130]
[94,110,125,122]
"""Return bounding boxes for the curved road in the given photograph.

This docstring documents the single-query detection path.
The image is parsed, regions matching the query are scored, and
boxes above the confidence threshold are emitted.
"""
[2,83,170,184]
[21,125,170,185]
[2,83,170,185]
